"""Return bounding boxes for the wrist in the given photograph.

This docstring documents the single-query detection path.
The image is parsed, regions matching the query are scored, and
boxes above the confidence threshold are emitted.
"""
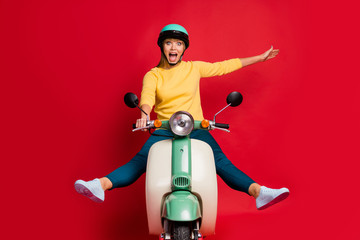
[258,54,265,62]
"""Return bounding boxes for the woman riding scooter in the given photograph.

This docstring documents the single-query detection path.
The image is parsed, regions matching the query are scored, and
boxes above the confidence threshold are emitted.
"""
[75,24,289,210]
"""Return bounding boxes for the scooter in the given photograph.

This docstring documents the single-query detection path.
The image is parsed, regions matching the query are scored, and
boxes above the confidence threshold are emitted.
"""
[124,91,243,240]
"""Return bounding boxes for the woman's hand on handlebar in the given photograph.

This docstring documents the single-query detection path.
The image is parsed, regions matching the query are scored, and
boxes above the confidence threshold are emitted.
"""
[136,117,148,131]
[135,104,151,131]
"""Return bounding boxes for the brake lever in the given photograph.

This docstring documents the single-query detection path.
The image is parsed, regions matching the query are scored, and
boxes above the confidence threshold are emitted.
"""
[132,120,155,132]
[132,126,150,132]
[211,126,230,132]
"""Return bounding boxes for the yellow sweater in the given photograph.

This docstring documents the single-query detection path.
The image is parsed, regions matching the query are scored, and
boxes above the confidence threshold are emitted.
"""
[140,59,242,120]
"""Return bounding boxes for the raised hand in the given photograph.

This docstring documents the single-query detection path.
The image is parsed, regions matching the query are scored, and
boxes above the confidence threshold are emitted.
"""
[261,46,279,61]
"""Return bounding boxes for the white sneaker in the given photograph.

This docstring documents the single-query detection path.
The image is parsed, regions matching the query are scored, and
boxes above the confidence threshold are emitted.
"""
[256,186,289,210]
[74,178,105,203]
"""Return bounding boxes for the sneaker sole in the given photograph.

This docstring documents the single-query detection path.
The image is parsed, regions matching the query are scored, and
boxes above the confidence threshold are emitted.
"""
[257,191,289,210]
[74,183,103,203]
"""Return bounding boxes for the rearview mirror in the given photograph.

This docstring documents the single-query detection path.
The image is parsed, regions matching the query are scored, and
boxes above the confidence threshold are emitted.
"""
[226,91,243,107]
[124,92,139,108]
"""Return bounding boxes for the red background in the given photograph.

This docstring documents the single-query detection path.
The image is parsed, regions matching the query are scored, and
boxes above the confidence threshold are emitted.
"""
[1,0,359,239]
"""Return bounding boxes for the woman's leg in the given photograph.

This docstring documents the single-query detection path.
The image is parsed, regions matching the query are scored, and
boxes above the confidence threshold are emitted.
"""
[190,130,289,210]
[190,130,256,195]
[74,130,173,202]
[105,130,173,189]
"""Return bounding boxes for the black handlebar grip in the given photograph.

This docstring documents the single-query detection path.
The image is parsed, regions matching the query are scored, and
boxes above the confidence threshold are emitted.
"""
[133,123,150,129]
[215,123,230,129]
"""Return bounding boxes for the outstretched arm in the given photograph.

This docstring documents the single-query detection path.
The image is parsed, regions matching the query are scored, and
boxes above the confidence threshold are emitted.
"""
[240,46,279,67]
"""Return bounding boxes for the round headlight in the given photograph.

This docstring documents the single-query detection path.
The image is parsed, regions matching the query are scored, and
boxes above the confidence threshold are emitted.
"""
[169,111,194,136]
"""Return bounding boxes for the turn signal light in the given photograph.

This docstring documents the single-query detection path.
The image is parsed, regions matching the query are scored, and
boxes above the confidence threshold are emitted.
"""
[201,120,210,128]
[154,119,162,128]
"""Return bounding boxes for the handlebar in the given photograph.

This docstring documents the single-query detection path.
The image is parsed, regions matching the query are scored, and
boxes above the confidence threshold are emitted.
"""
[131,120,230,132]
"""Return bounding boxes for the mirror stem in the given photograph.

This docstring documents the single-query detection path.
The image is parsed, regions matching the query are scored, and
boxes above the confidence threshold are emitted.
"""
[137,105,150,121]
[213,103,231,122]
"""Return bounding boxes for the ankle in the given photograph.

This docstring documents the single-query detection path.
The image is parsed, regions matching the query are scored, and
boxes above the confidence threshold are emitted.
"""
[99,177,112,191]
[249,183,261,198]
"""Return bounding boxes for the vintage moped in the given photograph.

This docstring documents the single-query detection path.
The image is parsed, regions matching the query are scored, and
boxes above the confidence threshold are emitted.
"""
[124,91,243,240]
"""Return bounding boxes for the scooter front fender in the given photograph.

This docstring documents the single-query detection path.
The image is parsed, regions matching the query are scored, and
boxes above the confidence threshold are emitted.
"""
[162,191,201,221]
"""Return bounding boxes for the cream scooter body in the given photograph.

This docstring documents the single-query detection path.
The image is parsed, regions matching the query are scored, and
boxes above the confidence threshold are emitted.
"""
[124,91,243,240]
[146,138,218,237]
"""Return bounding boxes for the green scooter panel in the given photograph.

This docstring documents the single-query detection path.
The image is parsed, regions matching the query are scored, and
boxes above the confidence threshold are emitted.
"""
[162,191,201,221]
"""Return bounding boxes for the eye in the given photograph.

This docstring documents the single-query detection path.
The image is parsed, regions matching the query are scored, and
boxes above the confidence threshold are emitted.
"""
[165,41,171,45]
[177,42,183,46]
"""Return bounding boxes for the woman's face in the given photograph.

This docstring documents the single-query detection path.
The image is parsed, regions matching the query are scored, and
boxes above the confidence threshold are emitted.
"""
[162,38,185,65]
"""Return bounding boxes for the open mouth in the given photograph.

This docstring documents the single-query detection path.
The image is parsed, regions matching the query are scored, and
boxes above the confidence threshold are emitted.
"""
[169,53,178,62]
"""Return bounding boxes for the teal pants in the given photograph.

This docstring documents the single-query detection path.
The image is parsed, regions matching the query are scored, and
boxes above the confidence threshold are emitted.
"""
[106,130,255,194]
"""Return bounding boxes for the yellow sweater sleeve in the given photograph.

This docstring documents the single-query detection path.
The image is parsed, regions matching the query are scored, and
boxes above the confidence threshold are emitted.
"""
[139,71,157,109]
[194,58,242,78]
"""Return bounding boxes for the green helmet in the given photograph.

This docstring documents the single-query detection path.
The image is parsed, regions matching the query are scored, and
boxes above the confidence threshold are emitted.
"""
[157,24,189,49]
